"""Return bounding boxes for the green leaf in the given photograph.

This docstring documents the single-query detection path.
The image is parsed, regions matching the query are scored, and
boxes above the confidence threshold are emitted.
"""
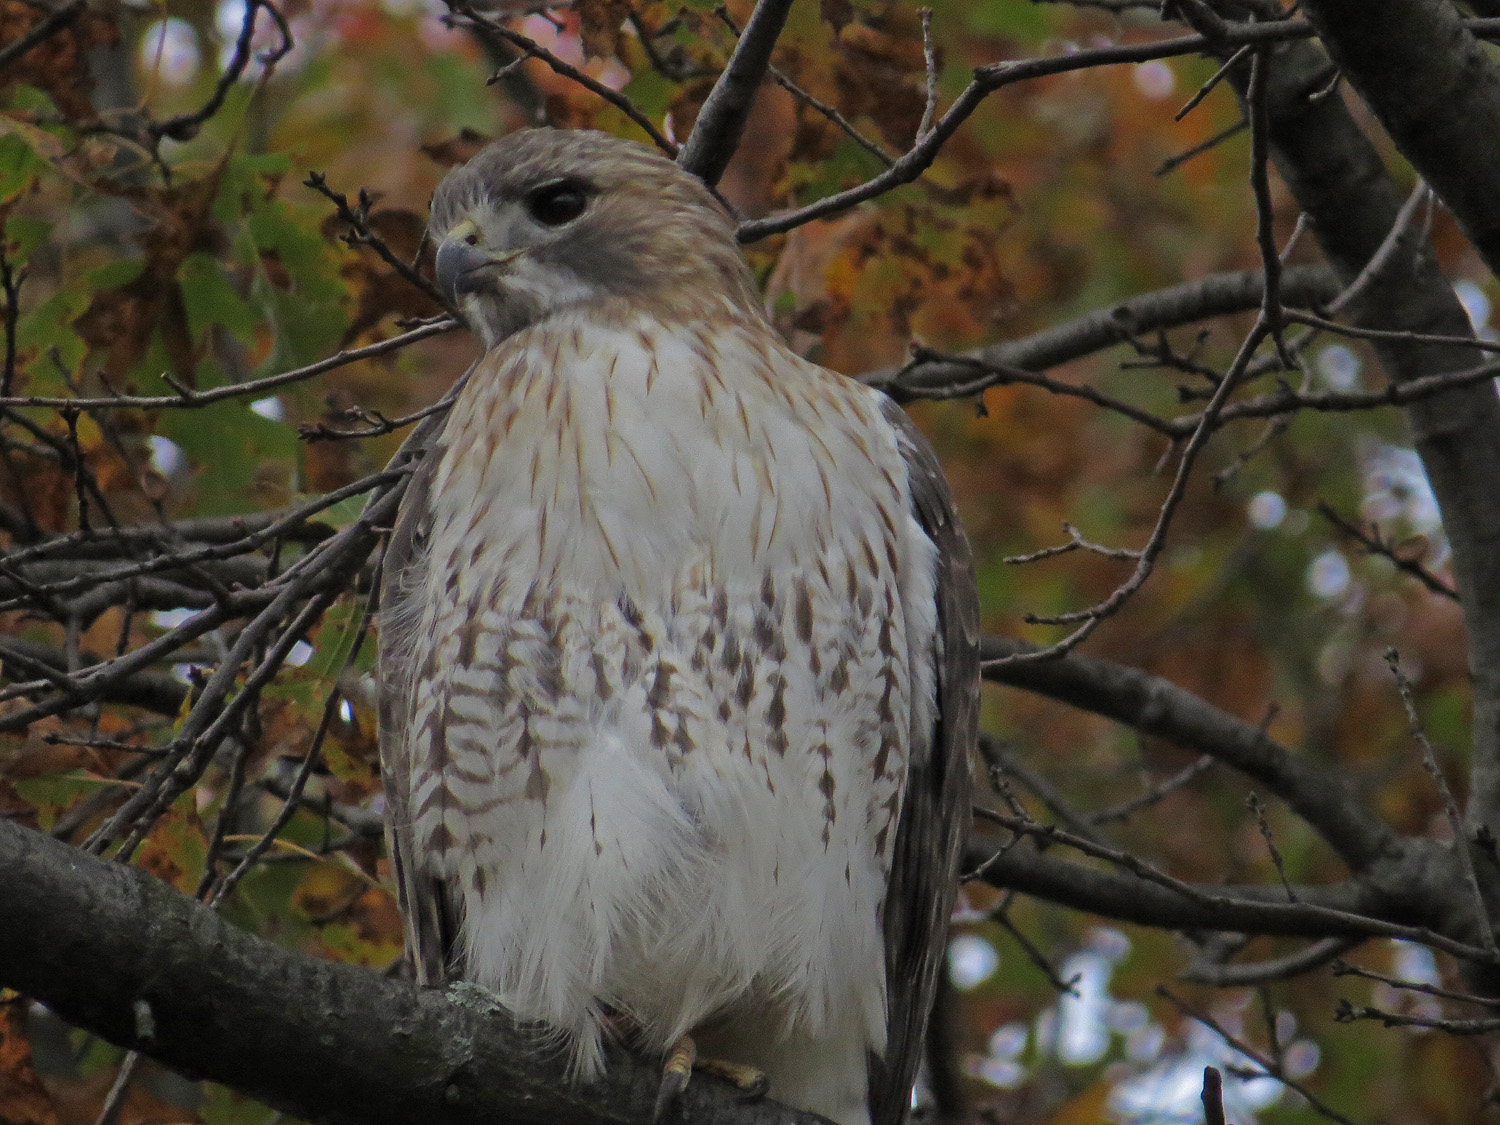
[9,772,98,831]
[308,493,370,531]
[0,131,46,202]
[213,150,292,226]
[307,596,370,682]
[3,85,58,116]
[201,1086,281,1125]
[179,252,259,345]
[86,257,147,290]
[157,398,299,515]
[3,215,50,262]
[15,286,89,375]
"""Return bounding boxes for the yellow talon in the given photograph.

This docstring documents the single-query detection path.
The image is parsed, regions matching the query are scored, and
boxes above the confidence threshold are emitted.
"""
[653,1034,769,1118]
[653,1033,697,1120]
[695,1056,769,1099]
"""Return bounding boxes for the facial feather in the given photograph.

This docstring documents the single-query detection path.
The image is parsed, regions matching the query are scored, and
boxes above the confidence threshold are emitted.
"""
[429,128,763,344]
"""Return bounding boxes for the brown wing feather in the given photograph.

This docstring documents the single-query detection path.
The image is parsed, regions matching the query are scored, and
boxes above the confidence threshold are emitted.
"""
[376,388,467,986]
[868,397,981,1125]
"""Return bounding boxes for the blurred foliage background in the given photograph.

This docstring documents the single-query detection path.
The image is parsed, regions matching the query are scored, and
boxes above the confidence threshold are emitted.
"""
[1,0,1492,1121]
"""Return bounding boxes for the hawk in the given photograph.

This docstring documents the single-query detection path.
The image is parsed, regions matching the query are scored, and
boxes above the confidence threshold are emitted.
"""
[378,128,979,1125]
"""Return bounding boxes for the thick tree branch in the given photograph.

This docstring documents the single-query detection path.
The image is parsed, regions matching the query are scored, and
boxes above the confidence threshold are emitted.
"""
[0,637,187,715]
[964,835,1491,960]
[0,819,828,1125]
[980,637,1398,871]
[1300,0,1500,280]
[1221,2,1500,904]
[865,266,1339,396]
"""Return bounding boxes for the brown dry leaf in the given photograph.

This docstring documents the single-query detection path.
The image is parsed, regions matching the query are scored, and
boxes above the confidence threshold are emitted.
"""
[79,166,232,384]
[0,0,118,123]
[321,206,441,342]
[819,0,853,34]
[542,85,608,134]
[0,448,73,532]
[363,209,427,263]
[665,77,716,148]
[0,1000,60,1125]
[42,1061,200,1125]
[419,128,494,168]
[833,18,926,149]
[135,805,205,895]
[576,0,631,59]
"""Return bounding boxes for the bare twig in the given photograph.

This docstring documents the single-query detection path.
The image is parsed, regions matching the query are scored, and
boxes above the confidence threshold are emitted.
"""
[917,8,939,140]
[152,0,293,144]
[1183,937,1360,986]
[968,824,1496,962]
[298,396,455,442]
[0,236,22,398]
[1175,45,1251,122]
[1247,47,1294,369]
[1332,959,1500,1010]
[1155,116,1248,177]
[1318,503,1458,601]
[1201,1066,1227,1125]
[979,735,1113,847]
[1325,179,1433,317]
[1247,790,1298,902]
[1160,987,1358,1125]
[871,265,1341,395]
[990,896,1082,996]
[979,635,1400,872]
[1003,522,1143,565]
[0,319,454,411]
[1334,999,1500,1036]
[1092,755,1215,826]
[710,7,896,169]
[895,346,1178,435]
[1387,648,1497,953]
[739,20,1319,241]
[1283,308,1500,354]
[993,318,1271,659]
[451,4,678,158]
[976,804,1247,909]
[304,173,451,313]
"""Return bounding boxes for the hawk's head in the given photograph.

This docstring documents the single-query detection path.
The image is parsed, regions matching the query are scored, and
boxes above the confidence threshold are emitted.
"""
[429,128,761,346]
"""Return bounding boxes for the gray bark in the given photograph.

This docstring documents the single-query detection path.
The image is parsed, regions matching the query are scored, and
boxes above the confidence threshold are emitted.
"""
[0,818,828,1125]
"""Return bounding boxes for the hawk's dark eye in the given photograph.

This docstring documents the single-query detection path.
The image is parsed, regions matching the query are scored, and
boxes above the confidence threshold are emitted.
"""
[526,180,589,227]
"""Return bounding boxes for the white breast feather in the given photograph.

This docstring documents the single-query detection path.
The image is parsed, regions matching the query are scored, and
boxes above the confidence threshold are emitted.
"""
[391,310,941,1125]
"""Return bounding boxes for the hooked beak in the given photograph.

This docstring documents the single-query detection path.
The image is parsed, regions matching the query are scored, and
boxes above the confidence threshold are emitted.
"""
[434,219,525,305]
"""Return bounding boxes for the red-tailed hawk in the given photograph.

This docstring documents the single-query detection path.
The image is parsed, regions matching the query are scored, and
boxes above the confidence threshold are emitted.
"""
[378,127,979,1125]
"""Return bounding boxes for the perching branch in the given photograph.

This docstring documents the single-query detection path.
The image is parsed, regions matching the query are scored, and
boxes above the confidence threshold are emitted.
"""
[0,818,829,1125]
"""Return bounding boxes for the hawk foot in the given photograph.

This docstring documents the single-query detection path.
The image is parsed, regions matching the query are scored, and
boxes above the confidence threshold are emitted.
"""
[651,1034,768,1120]
[695,1057,769,1099]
